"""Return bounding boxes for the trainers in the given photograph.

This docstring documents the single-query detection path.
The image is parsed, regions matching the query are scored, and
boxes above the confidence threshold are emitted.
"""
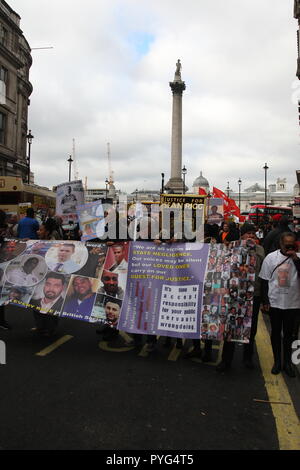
[0,322,11,330]
[216,361,231,372]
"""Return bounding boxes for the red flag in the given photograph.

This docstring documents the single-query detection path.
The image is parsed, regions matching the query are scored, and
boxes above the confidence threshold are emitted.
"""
[198,187,207,195]
[212,187,241,220]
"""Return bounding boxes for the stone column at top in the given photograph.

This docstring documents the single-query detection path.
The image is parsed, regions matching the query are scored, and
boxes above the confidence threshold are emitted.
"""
[164,60,187,194]
[294,0,300,78]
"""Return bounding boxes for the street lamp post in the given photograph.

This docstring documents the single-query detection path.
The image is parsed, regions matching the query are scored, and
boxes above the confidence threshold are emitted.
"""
[263,163,269,208]
[67,155,73,182]
[182,165,187,194]
[226,181,230,198]
[238,178,242,212]
[161,173,165,194]
[135,188,138,202]
[26,130,34,184]
[105,178,109,200]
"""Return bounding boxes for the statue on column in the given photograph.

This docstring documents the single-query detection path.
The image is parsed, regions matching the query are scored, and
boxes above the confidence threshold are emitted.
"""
[294,0,300,19]
[175,59,182,80]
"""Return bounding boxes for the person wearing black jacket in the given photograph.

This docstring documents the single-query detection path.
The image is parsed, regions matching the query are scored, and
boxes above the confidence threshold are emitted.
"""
[262,215,292,256]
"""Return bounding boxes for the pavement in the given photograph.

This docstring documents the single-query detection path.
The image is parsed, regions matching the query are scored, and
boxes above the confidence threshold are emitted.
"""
[0,305,299,451]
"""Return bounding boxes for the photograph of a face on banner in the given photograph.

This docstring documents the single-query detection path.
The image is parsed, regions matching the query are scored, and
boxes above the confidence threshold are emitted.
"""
[45,242,88,274]
[104,242,129,291]
[0,283,34,307]
[5,255,48,287]
[30,272,69,316]
[90,293,122,327]
[0,240,27,263]
[62,275,100,319]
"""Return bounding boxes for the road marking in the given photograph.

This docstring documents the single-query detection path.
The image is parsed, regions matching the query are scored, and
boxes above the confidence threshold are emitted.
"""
[119,330,135,344]
[256,314,300,450]
[168,339,186,361]
[36,335,74,357]
[138,336,160,357]
[98,341,135,353]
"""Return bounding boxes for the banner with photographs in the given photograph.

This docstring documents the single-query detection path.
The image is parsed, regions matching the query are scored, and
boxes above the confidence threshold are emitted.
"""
[0,239,129,328]
[0,238,255,342]
[56,180,85,225]
[200,239,256,343]
[77,200,105,242]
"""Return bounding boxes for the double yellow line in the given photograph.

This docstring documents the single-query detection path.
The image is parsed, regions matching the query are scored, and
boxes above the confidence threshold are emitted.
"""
[256,314,300,450]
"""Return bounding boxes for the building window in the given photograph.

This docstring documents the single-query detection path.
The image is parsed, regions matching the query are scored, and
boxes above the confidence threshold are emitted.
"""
[0,66,8,104]
[0,66,8,83]
[0,112,6,144]
[0,25,8,47]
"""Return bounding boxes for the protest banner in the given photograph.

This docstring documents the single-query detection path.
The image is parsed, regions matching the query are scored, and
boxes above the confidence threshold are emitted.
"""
[206,198,224,226]
[118,241,209,339]
[56,180,84,225]
[0,238,255,342]
[160,194,206,240]
[77,200,105,242]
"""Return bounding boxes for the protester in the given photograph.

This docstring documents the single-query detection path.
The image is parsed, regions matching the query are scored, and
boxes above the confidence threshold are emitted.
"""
[37,219,60,240]
[219,222,230,242]
[259,232,300,377]
[216,223,265,371]
[7,214,19,237]
[262,215,292,256]
[17,208,39,240]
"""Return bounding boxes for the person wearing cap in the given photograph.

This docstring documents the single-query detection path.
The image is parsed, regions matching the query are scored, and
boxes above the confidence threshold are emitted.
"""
[216,223,265,372]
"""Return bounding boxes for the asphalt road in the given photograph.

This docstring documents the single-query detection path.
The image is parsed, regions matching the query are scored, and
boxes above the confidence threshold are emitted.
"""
[0,305,298,451]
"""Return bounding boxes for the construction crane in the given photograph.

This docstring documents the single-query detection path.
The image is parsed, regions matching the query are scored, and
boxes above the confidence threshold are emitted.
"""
[107,142,114,186]
[72,138,79,181]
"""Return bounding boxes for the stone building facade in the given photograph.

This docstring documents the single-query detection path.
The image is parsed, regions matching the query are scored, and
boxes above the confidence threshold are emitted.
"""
[0,0,32,181]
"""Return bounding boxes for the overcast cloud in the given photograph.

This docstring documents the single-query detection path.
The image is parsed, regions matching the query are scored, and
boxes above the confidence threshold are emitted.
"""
[8,0,300,194]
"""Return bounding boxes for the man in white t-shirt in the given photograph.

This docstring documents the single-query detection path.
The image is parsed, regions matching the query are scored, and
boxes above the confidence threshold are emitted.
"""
[259,232,300,377]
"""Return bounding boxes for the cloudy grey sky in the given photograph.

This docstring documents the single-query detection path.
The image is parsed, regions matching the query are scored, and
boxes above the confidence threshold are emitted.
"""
[9,0,300,194]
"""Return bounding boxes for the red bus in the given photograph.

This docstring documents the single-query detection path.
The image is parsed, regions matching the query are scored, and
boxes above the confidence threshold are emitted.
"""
[247,205,292,223]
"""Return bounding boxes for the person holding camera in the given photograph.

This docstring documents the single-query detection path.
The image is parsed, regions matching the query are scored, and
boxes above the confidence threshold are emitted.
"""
[259,232,300,377]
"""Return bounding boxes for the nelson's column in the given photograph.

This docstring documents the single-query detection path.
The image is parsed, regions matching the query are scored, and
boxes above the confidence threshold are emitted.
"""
[164,60,187,193]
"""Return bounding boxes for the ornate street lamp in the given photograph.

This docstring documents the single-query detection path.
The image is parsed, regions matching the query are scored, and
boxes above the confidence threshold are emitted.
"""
[238,178,242,211]
[105,178,109,199]
[263,163,269,208]
[226,181,230,198]
[182,165,187,194]
[161,173,165,194]
[26,130,34,184]
[67,155,73,182]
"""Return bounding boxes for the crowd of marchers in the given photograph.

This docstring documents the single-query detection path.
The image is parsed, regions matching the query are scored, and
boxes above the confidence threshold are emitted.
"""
[0,206,300,378]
